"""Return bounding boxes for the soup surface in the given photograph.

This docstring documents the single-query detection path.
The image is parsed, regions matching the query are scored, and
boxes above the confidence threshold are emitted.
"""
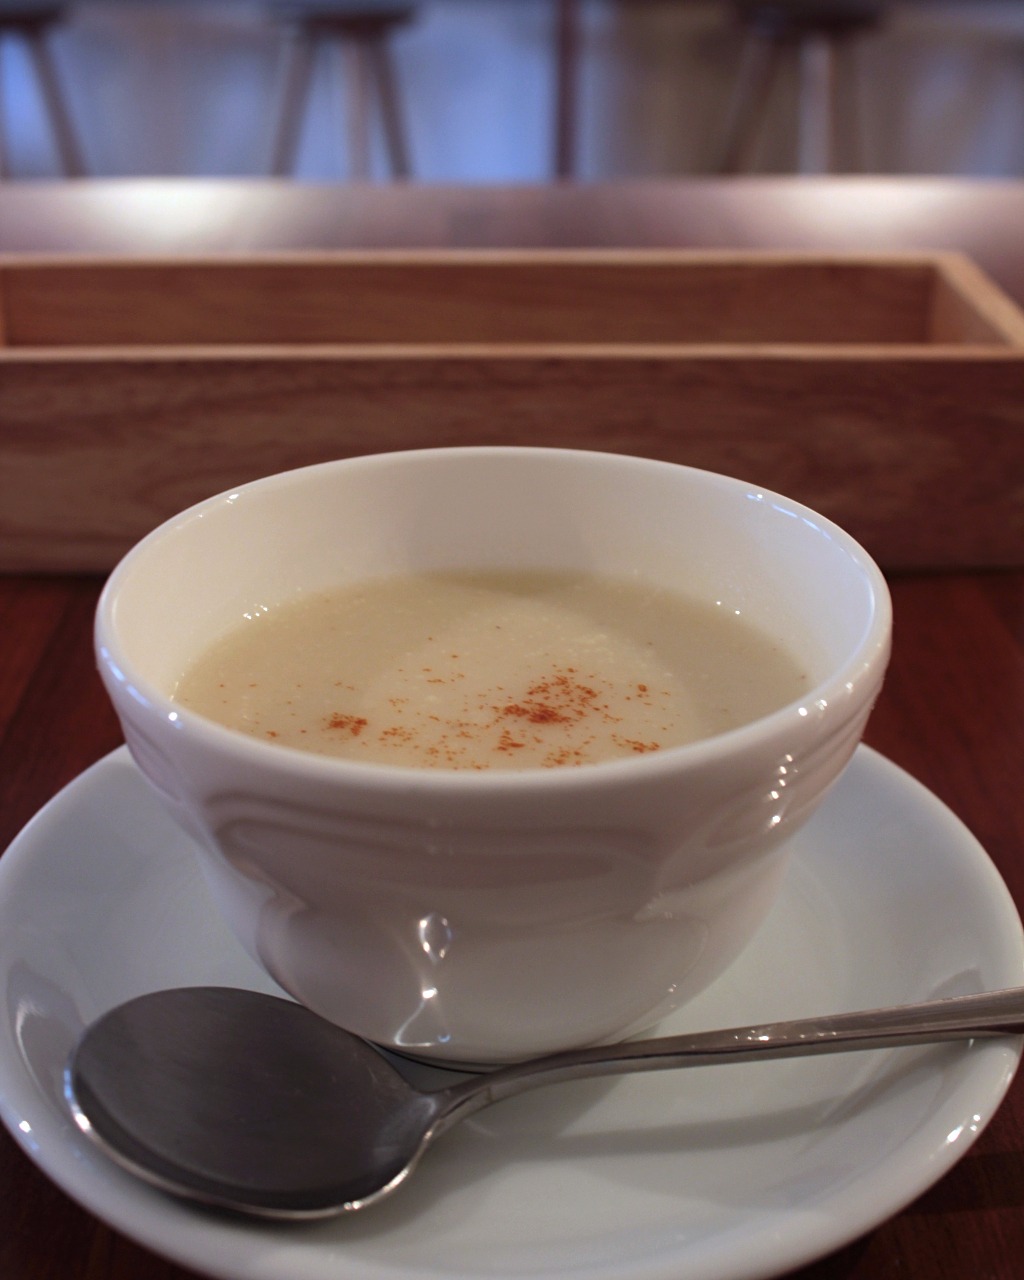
[174,570,810,770]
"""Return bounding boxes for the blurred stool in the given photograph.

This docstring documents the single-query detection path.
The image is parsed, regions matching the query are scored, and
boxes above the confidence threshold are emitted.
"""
[715,0,884,174]
[0,3,85,177]
[267,3,415,179]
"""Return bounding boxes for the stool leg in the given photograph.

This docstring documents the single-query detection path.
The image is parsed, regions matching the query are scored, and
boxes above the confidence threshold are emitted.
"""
[796,32,835,173]
[0,40,9,179]
[25,28,85,176]
[366,32,409,178]
[341,37,372,179]
[269,28,317,176]
[839,37,867,172]
[715,29,782,173]
[553,0,579,179]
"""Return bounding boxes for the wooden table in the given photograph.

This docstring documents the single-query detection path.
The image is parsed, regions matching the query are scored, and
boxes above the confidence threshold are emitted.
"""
[1,177,1023,1280]
[0,176,1023,305]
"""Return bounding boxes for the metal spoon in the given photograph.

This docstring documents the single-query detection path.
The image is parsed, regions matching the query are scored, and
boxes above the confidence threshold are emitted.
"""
[66,985,1024,1220]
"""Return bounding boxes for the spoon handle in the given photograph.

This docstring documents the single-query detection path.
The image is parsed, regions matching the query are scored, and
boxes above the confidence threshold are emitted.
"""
[445,986,1024,1116]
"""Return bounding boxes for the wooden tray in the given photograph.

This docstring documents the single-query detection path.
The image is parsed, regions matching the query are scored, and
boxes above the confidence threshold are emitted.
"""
[2,249,1022,571]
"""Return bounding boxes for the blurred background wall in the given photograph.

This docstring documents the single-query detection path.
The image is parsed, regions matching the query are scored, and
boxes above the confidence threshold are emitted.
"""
[1,0,1023,180]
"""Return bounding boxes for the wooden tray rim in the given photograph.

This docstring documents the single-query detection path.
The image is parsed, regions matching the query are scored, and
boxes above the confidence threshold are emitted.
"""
[3,247,1022,353]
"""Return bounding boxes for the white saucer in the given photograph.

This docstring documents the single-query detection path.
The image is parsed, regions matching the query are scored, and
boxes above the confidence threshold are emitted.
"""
[0,747,1021,1280]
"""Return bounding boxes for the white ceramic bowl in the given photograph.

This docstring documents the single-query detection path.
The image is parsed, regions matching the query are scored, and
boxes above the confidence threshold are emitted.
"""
[96,448,891,1064]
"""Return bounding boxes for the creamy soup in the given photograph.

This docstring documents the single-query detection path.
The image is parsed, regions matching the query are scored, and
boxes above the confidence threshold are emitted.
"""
[173,570,810,770]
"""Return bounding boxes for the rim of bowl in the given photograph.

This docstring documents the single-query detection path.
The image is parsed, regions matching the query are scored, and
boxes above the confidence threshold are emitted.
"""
[95,447,893,795]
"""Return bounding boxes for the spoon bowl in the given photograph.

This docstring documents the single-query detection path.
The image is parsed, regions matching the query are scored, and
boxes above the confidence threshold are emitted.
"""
[66,985,1024,1220]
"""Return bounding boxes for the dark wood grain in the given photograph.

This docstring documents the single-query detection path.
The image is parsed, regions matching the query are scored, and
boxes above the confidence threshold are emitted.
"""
[1,568,1022,1280]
